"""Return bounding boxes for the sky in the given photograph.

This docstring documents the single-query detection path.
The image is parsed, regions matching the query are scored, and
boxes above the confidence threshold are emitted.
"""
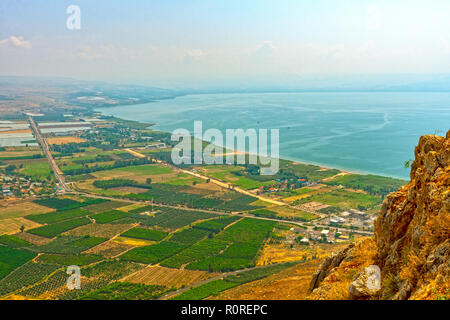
[1,0,450,88]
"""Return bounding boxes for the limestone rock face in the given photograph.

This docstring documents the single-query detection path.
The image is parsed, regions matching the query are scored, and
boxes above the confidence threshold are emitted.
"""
[374,130,449,299]
[309,244,354,293]
[309,130,449,300]
[349,265,381,298]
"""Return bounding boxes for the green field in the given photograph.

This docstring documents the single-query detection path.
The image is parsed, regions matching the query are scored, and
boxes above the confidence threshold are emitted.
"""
[37,253,103,266]
[0,246,36,280]
[294,189,381,210]
[120,241,187,264]
[19,161,53,179]
[78,282,168,300]
[324,174,407,196]
[121,227,168,242]
[91,210,133,224]
[27,218,91,238]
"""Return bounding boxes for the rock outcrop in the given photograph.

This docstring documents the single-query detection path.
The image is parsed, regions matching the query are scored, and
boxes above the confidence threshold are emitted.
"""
[348,265,381,298]
[309,130,449,300]
[309,244,354,293]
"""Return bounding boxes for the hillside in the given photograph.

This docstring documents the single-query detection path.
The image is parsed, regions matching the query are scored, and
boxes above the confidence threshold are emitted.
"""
[308,130,449,300]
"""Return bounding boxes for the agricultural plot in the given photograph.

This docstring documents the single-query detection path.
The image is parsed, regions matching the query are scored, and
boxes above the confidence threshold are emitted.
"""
[19,161,53,180]
[19,270,107,300]
[161,218,275,272]
[250,209,278,218]
[121,227,168,242]
[33,198,107,211]
[185,218,276,272]
[0,246,36,280]
[63,223,133,238]
[168,228,210,246]
[83,200,129,213]
[13,232,52,246]
[120,241,187,264]
[131,207,218,231]
[28,235,107,255]
[264,206,319,221]
[192,216,240,233]
[27,217,91,238]
[0,261,60,297]
[294,189,382,210]
[171,279,238,300]
[91,210,133,224]
[82,260,145,281]
[171,262,298,300]
[279,161,341,181]
[197,165,275,190]
[323,174,406,196]
[127,183,260,211]
[25,208,90,224]
[0,201,53,235]
[123,265,212,289]
[78,282,168,300]
[0,234,33,248]
[84,240,135,258]
[37,253,103,266]
[33,198,80,210]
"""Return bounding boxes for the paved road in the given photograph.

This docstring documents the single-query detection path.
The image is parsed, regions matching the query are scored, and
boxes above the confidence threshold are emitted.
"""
[28,116,71,192]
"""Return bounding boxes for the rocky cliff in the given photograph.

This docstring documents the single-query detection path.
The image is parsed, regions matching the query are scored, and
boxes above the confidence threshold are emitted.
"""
[309,130,449,300]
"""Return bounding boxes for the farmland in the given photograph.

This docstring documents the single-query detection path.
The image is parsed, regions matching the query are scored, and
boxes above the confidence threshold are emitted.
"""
[27,218,91,238]
[121,227,168,242]
[0,114,387,301]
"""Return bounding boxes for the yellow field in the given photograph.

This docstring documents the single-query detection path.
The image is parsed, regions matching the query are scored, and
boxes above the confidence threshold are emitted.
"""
[14,232,52,245]
[0,129,32,135]
[118,203,146,212]
[113,236,155,246]
[0,218,42,235]
[267,205,319,220]
[0,201,53,235]
[283,185,331,202]
[46,136,86,145]
[122,265,215,289]
[84,240,135,258]
[257,244,310,266]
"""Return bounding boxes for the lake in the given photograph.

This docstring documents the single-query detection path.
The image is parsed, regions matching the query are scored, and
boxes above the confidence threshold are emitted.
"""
[97,92,450,179]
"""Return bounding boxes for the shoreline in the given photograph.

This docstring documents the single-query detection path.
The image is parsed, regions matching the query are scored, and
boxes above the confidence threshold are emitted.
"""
[94,105,409,182]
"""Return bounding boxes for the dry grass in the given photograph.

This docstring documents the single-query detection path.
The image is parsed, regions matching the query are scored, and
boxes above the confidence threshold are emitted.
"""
[257,244,310,266]
[308,238,377,300]
[122,265,214,289]
[14,231,52,245]
[113,236,154,246]
[46,136,86,145]
[0,200,52,234]
[211,260,322,300]
[0,218,42,235]
[0,200,54,220]
[84,240,136,258]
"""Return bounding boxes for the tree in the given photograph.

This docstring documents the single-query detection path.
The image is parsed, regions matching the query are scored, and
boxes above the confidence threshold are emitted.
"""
[20,225,25,233]
[5,164,16,174]
[146,178,152,185]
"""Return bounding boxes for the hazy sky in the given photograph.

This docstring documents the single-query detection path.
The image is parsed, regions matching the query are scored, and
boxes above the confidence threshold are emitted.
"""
[1,0,450,88]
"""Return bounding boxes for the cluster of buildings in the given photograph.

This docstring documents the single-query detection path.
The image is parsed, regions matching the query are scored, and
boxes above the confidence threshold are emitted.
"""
[293,227,352,245]
[0,175,40,198]
[326,208,375,230]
